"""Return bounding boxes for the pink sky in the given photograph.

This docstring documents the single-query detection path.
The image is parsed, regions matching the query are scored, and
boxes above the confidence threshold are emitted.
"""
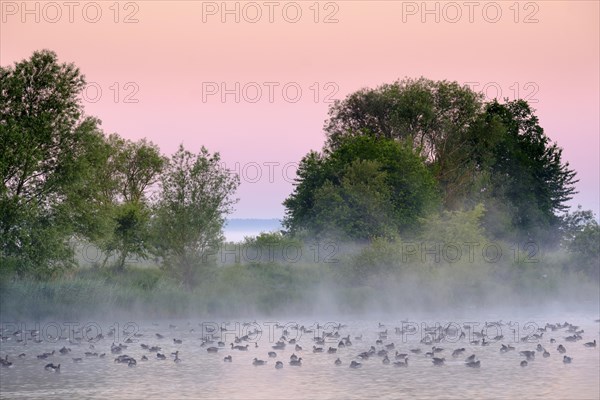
[2,1,598,218]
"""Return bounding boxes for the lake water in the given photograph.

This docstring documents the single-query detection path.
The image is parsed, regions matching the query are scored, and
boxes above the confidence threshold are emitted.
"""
[1,314,599,399]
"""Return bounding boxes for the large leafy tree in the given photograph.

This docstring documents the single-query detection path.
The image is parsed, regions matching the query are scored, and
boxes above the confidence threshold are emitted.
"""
[473,100,578,241]
[154,145,239,288]
[97,134,166,270]
[283,135,439,239]
[0,50,106,277]
[324,78,484,208]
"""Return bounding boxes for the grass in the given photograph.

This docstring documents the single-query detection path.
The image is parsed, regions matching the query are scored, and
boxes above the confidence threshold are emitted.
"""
[1,240,598,320]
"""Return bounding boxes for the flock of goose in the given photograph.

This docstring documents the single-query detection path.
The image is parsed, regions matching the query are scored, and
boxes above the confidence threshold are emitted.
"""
[0,319,598,373]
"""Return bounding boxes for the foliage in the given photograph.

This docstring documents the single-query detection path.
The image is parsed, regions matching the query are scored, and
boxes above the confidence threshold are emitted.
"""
[283,135,439,239]
[0,50,105,277]
[153,145,239,288]
[473,100,578,242]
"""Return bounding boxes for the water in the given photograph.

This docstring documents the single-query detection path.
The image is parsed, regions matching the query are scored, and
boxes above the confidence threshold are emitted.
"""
[1,315,599,399]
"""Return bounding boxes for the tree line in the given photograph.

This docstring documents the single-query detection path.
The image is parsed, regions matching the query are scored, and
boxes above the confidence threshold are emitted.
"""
[1,50,239,281]
[1,50,598,283]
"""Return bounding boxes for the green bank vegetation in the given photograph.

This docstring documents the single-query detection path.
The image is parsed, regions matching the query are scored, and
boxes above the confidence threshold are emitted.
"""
[1,51,598,318]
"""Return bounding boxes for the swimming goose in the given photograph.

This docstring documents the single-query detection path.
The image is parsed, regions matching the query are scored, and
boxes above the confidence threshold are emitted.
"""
[349,360,362,369]
[465,354,476,363]
[557,345,566,354]
[382,355,390,365]
[290,353,298,361]
[173,339,182,344]
[334,358,342,366]
[563,355,572,364]
[395,352,408,360]
[520,360,528,367]
[275,361,284,369]
[295,344,302,351]
[328,347,337,354]
[45,363,60,372]
[432,357,445,366]
[393,358,408,367]
[207,347,218,353]
[313,346,323,353]
[289,358,302,366]
[584,340,596,348]
[452,348,465,357]
[223,355,232,362]
[252,358,266,366]
[543,350,550,358]
[466,360,480,368]
[156,353,166,360]
[520,351,535,361]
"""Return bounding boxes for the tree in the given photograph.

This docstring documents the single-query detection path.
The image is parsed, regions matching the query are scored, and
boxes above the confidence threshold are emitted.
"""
[323,77,484,208]
[96,134,165,271]
[474,100,578,242]
[154,145,239,288]
[560,206,599,279]
[0,50,105,277]
[283,135,439,239]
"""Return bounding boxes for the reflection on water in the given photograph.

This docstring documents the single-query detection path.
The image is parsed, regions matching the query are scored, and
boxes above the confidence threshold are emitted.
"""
[1,314,599,399]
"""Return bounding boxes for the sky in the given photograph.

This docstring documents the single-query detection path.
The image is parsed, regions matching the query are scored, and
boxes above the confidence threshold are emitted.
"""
[2,0,599,219]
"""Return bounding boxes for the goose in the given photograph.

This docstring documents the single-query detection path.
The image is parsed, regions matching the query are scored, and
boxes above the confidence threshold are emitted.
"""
[59,346,70,354]
[349,360,362,369]
[395,352,408,360]
[268,351,277,358]
[295,344,302,351]
[313,346,323,353]
[543,350,550,358]
[173,339,182,344]
[465,354,476,363]
[45,363,60,372]
[385,343,395,350]
[253,358,266,366]
[520,360,528,367]
[452,348,465,357]
[466,360,480,368]
[0,356,12,368]
[275,361,283,369]
[141,355,148,361]
[520,350,535,360]
[155,333,164,339]
[393,358,408,367]
[207,347,218,353]
[557,345,566,354]
[223,355,232,362]
[432,346,444,353]
[128,358,137,367]
[156,353,166,360]
[563,355,572,364]
[334,358,342,366]
[382,355,390,365]
[328,347,337,354]
[536,344,544,352]
[432,357,445,366]
[290,353,298,361]
[289,358,302,366]
[584,340,596,348]
[410,348,421,354]
[18,353,26,358]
